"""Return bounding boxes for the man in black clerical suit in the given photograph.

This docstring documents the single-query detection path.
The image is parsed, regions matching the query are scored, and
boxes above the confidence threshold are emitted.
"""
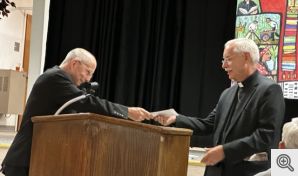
[1,48,152,176]
[154,38,285,176]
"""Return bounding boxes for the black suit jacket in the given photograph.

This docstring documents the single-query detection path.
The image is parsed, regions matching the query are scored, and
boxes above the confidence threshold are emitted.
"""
[176,71,285,175]
[2,66,129,168]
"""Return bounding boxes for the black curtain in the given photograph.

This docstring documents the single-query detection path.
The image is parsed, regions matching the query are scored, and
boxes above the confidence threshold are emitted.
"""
[45,0,298,146]
[46,0,186,110]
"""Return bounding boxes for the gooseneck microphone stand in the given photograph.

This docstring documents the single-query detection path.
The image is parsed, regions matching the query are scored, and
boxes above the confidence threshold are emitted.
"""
[54,82,99,115]
[54,94,91,115]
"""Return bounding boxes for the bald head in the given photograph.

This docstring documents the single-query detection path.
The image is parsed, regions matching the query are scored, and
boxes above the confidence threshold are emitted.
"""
[60,48,97,67]
[60,48,97,86]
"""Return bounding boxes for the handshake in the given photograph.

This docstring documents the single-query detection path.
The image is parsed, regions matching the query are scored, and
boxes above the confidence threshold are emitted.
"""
[127,107,178,126]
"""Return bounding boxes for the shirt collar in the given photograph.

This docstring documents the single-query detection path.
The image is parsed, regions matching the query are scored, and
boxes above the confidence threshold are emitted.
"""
[237,70,258,88]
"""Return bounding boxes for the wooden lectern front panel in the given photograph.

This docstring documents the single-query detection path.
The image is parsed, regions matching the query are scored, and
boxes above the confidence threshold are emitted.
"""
[29,114,192,176]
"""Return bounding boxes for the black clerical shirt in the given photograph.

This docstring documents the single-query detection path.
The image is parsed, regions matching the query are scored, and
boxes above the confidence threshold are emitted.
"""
[218,71,258,144]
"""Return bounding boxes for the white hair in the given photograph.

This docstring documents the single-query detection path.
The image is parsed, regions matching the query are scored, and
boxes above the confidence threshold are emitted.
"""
[282,118,298,149]
[60,48,96,66]
[225,38,259,63]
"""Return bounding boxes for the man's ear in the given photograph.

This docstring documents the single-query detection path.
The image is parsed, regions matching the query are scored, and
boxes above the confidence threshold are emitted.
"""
[69,59,79,70]
[244,52,253,63]
[279,141,286,149]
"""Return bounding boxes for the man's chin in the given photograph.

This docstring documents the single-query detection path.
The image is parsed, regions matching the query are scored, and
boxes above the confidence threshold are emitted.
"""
[228,75,235,81]
[76,82,82,86]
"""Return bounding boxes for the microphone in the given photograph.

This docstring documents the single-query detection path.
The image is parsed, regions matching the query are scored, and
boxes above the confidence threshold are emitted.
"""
[79,82,99,95]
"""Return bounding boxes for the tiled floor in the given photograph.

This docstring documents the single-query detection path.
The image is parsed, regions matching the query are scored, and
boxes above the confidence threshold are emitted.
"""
[0,148,8,176]
[0,131,15,176]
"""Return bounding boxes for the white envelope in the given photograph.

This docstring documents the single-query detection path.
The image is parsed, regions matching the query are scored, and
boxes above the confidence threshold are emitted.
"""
[151,108,178,117]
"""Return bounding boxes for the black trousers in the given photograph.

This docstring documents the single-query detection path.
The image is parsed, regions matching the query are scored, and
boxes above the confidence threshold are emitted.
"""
[1,165,29,176]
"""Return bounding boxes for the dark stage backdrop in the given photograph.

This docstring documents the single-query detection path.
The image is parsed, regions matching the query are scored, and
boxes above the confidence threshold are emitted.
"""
[45,0,298,146]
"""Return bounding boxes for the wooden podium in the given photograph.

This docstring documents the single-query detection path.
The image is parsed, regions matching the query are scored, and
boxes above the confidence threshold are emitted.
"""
[29,113,193,176]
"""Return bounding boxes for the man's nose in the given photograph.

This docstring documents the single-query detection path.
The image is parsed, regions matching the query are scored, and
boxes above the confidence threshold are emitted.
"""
[222,62,227,69]
[86,75,92,82]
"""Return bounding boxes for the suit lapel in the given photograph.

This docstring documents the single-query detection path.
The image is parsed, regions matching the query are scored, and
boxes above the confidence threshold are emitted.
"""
[214,86,238,144]
[225,84,257,138]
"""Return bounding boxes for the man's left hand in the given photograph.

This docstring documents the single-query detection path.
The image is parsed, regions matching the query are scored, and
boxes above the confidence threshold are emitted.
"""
[201,145,225,166]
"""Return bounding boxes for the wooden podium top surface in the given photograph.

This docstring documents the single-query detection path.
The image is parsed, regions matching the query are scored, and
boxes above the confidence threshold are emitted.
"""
[32,113,193,136]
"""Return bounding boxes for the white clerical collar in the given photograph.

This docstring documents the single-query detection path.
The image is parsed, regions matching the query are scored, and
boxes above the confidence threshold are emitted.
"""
[237,82,244,88]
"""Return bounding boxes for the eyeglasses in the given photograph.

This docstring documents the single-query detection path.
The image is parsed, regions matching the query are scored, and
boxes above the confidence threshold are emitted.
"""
[78,60,94,77]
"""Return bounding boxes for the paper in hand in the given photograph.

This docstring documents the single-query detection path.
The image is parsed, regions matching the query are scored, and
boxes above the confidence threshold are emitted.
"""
[151,108,178,117]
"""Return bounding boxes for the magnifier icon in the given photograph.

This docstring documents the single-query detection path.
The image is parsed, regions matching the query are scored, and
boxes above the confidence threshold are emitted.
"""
[276,154,294,172]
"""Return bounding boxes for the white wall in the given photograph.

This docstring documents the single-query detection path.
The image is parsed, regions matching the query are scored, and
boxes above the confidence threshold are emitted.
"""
[0,0,33,127]
[0,11,26,70]
[0,0,50,128]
